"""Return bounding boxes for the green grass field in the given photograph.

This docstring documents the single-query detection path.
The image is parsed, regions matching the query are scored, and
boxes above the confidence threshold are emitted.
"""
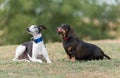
[0,40,120,78]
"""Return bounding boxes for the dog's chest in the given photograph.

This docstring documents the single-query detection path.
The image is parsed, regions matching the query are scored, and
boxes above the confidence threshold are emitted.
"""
[32,42,43,54]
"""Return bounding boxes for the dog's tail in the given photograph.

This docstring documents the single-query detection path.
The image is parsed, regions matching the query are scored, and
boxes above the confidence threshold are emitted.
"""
[104,53,111,60]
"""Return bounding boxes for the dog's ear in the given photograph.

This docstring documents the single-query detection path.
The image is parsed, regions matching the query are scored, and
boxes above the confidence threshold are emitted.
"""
[66,25,74,37]
[68,26,73,34]
[66,24,71,32]
[38,25,47,29]
[61,24,71,32]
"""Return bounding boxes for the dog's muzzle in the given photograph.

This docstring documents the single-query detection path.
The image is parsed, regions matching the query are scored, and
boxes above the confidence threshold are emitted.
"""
[56,28,63,34]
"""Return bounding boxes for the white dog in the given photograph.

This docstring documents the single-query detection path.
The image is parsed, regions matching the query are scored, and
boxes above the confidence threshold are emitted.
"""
[13,25,52,63]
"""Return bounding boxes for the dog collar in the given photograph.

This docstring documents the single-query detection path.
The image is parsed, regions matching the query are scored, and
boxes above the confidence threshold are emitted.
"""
[34,37,43,43]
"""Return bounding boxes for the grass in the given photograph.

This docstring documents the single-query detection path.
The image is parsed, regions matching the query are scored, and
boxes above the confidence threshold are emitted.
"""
[0,40,120,78]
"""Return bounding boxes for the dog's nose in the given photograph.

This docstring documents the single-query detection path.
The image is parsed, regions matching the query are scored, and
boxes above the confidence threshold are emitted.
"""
[26,27,30,32]
[26,27,29,30]
[56,28,62,32]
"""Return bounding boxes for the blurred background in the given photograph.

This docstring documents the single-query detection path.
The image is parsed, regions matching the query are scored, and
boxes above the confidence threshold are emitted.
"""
[0,0,120,45]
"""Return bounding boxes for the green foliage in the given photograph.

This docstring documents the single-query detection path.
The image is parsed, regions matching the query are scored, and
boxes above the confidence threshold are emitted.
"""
[0,0,120,45]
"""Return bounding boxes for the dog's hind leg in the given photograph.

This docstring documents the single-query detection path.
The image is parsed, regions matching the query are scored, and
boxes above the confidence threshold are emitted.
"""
[13,59,30,62]
[13,45,26,61]
[27,53,43,63]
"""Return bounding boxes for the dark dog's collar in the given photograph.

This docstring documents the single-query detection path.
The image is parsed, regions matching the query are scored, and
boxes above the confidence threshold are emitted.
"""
[34,37,43,43]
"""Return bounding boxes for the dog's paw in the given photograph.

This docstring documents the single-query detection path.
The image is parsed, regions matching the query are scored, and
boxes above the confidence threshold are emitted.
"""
[13,58,16,61]
[70,57,76,62]
[47,61,52,63]
[38,60,43,63]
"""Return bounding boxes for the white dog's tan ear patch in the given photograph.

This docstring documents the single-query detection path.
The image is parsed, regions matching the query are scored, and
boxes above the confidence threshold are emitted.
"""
[38,25,47,29]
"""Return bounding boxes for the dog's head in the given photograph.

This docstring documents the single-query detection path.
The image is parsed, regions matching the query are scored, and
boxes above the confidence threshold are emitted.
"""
[26,25,47,35]
[56,24,73,40]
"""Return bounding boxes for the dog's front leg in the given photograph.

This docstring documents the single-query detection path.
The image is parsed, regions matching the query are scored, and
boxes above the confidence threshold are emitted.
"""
[43,52,52,63]
[71,56,76,62]
[65,48,72,60]
[70,50,76,62]
[43,55,52,63]
[42,46,52,63]
[30,46,43,63]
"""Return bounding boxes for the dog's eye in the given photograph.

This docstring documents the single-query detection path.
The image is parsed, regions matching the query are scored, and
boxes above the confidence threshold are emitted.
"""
[34,26,37,28]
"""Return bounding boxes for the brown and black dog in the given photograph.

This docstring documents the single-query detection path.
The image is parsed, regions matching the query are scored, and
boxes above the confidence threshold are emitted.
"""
[56,24,111,62]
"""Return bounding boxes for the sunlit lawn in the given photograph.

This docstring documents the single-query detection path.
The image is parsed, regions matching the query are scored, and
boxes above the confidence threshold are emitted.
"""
[0,40,120,78]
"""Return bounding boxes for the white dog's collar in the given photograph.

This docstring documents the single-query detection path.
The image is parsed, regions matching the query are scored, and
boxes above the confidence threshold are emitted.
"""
[34,37,43,43]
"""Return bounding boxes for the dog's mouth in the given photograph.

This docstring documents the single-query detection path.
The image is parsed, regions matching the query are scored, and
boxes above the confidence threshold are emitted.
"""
[56,28,65,34]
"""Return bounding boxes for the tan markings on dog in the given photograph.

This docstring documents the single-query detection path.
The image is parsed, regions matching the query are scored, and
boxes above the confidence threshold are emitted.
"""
[62,29,66,38]
[68,46,72,51]
[60,34,63,38]
[71,57,76,62]
[62,29,66,34]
